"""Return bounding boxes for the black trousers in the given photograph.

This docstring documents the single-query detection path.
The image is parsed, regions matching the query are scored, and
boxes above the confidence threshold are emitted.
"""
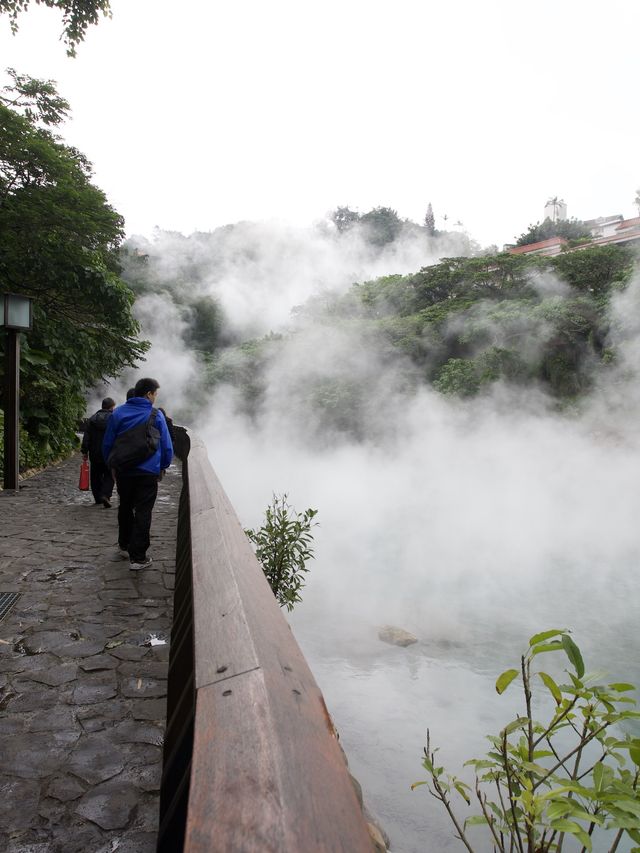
[116,474,158,562]
[89,456,114,504]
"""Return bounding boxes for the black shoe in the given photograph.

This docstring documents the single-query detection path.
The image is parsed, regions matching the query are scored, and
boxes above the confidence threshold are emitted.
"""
[102,497,112,508]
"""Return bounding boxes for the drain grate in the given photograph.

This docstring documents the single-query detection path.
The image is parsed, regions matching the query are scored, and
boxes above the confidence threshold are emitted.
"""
[0,592,21,623]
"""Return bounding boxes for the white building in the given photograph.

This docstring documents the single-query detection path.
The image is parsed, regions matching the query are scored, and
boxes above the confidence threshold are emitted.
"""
[544,198,568,222]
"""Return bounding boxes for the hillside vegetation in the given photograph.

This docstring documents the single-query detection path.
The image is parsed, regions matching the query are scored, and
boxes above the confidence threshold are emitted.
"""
[203,245,636,438]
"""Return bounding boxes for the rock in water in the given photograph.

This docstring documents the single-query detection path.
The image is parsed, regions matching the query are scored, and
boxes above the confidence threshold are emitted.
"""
[378,625,418,647]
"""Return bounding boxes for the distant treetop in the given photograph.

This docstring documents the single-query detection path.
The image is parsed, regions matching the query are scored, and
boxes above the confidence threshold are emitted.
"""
[0,0,111,55]
[515,216,592,247]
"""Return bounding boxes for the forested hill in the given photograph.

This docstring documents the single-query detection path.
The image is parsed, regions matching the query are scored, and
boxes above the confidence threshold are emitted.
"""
[199,245,636,437]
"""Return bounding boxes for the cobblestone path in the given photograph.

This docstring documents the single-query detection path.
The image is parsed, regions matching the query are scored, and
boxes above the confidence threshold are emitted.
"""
[0,453,180,853]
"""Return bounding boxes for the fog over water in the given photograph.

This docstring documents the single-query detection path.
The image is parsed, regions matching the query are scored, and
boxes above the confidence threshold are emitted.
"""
[102,223,640,851]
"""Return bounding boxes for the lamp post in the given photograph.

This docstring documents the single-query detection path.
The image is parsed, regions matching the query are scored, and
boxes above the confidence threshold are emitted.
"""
[2,293,33,491]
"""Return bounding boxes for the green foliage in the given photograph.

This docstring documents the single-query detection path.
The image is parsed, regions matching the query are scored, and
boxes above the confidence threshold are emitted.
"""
[415,630,640,852]
[245,494,318,612]
[331,205,361,233]
[515,217,592,247]
[0,0,111,55]
[424,203,436,236]
[0,72,148,472]
[434,358,481,397]
[359,206,403,247]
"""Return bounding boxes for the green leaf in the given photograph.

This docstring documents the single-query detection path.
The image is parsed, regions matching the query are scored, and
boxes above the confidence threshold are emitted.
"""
[529,628,566,647]
[531,641,564,656]
[501,717,529,736]
[464,815,488,828]
[496,668,519,694]
[593,761,604,791]
[454,781,471,804]
[630,747,640,767]
[561,634,585,678]
[609,683,636,692]
[538,671,562,705]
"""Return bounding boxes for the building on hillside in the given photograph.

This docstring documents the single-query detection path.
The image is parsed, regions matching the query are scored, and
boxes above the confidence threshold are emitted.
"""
[583,214,623,238]
[507,236,569,257]
[506,205,640,257]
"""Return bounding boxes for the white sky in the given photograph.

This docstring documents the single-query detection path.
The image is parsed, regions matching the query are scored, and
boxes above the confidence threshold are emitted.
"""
[1,0,639,248]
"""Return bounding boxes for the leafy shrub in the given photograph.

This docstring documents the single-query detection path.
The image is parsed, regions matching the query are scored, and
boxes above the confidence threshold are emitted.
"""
[245,494,318,611]
[414,630,640,852]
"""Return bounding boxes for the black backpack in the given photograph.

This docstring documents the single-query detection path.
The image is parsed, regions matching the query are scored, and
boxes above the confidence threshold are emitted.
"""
[107,409,160,473]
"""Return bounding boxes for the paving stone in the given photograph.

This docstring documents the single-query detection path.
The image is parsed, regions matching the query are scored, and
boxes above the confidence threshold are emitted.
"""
[118,661,168,680]
[56,639,105,658]
[3,731,79,779]
[15,631,71,655]
[0,778,40,829]
[107,644,149,661]
[0,652,60,673]
[121,677,167,699]
[78,654,119,672]
[74,781,138,830]
[108,720,164,746]
[75,697,130,724]
[0,715,25,734]
[120,763,162,793]
[46,775,87,803]
[28,707,79,734]
[71,680,118,705]
[6,687,62,713]
[131,698,167,721]
[18,663,78,687]
[67,735,125,784]
[96,830,157,853]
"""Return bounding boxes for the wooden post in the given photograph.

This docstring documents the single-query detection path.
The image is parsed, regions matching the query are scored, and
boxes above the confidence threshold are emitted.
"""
[3,329,20,490]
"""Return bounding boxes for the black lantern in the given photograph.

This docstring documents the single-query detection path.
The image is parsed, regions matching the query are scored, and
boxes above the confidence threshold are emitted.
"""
[2,293,34,490]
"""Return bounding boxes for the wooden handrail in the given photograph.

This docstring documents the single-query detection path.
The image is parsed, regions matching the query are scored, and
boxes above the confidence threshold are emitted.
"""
[158,430,372,852]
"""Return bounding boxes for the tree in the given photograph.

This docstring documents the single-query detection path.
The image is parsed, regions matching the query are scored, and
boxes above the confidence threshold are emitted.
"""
[424,202,436,236]
[515,218,592,247]
[0,0,111,55]
[331,205,361,233]
[635,189,640,216]
[360,206,403,247]
[0,71,147,471]
[415,630,640,852]
[245,494,318,611]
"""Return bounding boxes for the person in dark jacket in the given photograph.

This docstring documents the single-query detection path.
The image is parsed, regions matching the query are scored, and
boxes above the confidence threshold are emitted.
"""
[81,397,116,507]
[102,377,173,571]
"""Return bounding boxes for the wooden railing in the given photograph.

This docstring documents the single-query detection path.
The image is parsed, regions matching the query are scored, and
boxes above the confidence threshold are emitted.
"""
[158,429,372,852]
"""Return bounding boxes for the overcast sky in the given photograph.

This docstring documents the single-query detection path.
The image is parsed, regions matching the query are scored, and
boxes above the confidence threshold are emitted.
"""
[1,0,638,248]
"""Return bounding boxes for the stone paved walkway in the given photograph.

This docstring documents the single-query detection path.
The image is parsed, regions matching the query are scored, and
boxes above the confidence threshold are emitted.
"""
[0,452,180,853]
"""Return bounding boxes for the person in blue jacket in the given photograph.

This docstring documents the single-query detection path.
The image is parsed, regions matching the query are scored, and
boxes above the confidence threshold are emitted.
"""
[102,377,174,570]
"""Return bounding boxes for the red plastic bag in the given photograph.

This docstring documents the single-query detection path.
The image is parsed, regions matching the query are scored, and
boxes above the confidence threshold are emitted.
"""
[79,458,90,491]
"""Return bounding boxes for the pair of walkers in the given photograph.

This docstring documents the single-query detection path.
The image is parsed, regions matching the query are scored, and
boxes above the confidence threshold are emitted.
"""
[86,377,173,571]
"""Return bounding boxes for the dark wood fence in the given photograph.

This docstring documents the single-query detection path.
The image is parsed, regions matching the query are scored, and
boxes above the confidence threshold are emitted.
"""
[158,429,373,852]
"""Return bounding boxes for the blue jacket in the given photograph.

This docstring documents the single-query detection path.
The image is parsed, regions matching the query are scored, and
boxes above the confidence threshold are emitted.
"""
[102,397,174,476]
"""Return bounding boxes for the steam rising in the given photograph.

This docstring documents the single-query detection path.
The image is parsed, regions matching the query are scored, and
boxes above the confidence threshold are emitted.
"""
[113,219,640,651]
[102,221,640,851]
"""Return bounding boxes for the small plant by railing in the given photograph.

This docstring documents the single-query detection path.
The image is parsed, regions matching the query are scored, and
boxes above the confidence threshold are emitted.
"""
[414,629,640,852]
[245,493,318,611]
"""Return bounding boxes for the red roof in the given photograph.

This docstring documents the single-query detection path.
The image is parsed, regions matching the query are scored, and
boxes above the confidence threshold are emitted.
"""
[508,237,568,255]
[615,216,640,230]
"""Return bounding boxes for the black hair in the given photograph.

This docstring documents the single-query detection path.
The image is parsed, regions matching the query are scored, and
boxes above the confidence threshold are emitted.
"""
[102,397,116,409]
[126,388,136,400]
[134,377,160,398]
